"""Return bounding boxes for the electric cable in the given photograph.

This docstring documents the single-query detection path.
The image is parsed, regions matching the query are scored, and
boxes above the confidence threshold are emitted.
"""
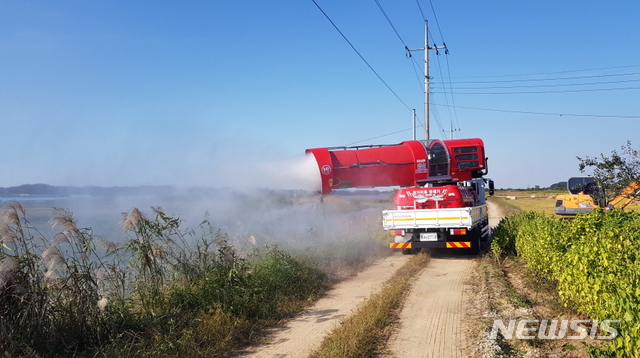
[449,71,640,85]
[311,0,412,111]
[343,127,413,146]
[374,0,424,92]
[415,0,461,136]
[445,55,462,132]
[428,0,445,42]
[450,65,640,80]
[442,77,640,90]
[415,0,426,21]
[374,0,407,47]
[433,103,640,119]
[440,86,640,95]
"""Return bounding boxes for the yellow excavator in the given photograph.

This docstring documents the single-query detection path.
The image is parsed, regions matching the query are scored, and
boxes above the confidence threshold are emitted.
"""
[554,177,639,216]
[554,177,599,215]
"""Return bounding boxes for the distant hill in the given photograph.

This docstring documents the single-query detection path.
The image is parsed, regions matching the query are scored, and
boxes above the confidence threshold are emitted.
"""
[548,181,568,190]
[0,184,175,197]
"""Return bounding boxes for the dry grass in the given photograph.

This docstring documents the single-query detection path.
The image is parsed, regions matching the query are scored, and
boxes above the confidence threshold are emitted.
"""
[488,196,522,216]
[308,252,430,358]
[500,196,558,215]
[471,256,595,357]
[623,200,640,212]
[495,189,640,215]
[494,190,563,215]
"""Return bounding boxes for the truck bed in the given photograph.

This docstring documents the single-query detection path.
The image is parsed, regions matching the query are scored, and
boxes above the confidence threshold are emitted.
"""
[382,205,488,230]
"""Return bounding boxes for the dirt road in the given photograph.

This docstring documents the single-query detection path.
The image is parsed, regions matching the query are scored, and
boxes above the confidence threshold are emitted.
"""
[236,254,410,357]
[238,202,505,357]
[384,253,476,357]
[384,201,503,357]
[487,201,504,228]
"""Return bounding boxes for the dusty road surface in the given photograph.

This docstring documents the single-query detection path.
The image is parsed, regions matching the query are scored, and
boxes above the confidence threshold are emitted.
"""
[235,254,409,358]
[385,253,476,357]
[384,201,505,357]
[487,201,505,228]
[238,202,506,358]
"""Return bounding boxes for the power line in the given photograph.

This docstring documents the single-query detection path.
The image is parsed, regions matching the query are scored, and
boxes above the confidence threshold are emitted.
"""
[374,0,425,92]
[433,51,457,134]
[428,0,445,43]
[434,104,640,119]
[343,127,413,146]
[450,64,640,80]
[445,54,462,133]
[410,54,425,90]
[374,0,407,46]
[415,0,426,21]
[437,77,640,90]
[414,0,460,137]
[438,86,640,95]
[311,0,412,111]
[449,71,640,85]
[428,96,446,138]
[424,0,459,135]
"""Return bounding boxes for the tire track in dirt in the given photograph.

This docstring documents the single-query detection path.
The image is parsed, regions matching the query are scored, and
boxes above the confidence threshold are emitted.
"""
[237,204,505,358]
[235,254,409,358]
[384,202,503,357]
[487,201,505,228]
[385,254,476,358]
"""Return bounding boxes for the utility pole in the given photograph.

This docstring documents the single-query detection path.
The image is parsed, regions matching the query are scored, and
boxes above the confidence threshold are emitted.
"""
[407,20,447,141]
[412,109,417,140]
[446,121,459,139]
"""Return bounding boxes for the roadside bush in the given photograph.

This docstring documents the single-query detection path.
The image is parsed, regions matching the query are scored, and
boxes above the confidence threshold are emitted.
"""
[490,214,520,259]
[250,247,326,316]
[556,210,640,356]
[166,246,325,320]
[513,211,569,277]
[491,209,640,356]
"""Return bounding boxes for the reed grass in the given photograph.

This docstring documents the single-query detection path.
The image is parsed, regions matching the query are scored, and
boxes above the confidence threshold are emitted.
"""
[0,203,333,357]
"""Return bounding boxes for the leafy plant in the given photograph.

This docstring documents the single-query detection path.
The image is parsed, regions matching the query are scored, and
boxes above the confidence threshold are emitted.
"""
[578,140,640,206]
[491,209,640,356]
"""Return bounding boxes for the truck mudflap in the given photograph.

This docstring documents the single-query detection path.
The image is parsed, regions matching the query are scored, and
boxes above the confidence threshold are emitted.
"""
[389,241,472,249]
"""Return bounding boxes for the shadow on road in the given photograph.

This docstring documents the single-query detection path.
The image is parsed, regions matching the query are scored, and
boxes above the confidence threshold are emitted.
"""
[424,248,482,259]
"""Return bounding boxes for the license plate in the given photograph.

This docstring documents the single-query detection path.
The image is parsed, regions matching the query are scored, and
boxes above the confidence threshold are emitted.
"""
[419,233,438,241]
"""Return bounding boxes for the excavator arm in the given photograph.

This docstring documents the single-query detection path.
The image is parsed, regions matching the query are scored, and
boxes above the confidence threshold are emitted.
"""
[609,181,640,209]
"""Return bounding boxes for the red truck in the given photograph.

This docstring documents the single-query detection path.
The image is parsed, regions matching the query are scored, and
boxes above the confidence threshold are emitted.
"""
[306,138,494,254]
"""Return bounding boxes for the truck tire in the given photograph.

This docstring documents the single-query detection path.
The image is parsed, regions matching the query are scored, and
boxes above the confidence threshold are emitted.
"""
[402,248,417,255]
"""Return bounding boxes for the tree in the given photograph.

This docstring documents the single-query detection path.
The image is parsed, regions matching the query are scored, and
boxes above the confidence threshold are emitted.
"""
[577,141,640,207]
[549,181,567,191]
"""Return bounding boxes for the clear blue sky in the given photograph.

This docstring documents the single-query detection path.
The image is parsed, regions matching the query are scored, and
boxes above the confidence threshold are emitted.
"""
[2,0,639,190]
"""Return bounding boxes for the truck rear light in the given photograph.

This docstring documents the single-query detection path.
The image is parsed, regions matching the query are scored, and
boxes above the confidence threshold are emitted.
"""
[450,228,467,235]
[390,230,405,236]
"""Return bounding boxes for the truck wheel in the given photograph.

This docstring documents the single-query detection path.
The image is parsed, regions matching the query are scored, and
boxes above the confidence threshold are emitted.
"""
[402,248,417,255]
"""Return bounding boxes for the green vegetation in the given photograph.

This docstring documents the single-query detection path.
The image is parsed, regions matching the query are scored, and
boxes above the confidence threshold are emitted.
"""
[309,252,430,358]
[578,140,640,206]
[492,209,640,356]
[0,202,351,357]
